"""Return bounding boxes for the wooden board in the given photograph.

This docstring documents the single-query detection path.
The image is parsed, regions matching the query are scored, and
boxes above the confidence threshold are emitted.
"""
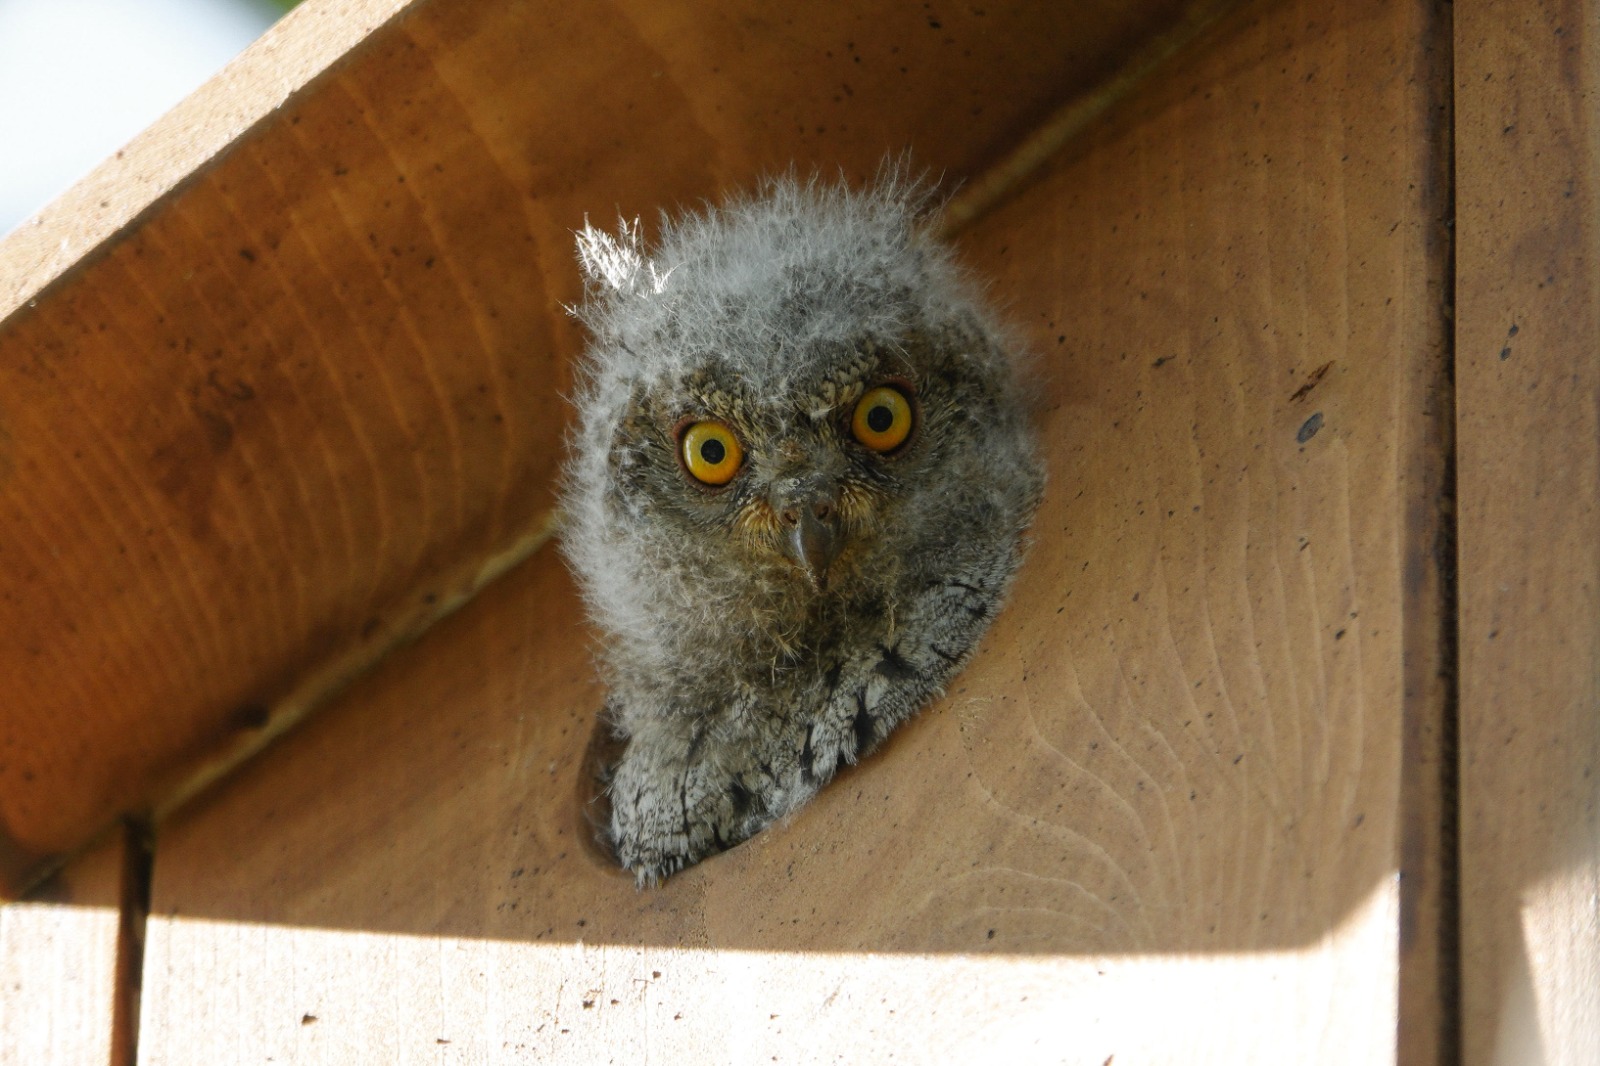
[1456,1,1600,1062]
[135,0,1454,1059]
[0,0,1203,896]
[0,828,133,1066]
[0,0,412,322]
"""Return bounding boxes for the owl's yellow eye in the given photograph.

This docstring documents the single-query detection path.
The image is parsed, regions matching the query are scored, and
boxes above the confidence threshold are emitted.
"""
[851,385,915,453]
[680,421,744,485]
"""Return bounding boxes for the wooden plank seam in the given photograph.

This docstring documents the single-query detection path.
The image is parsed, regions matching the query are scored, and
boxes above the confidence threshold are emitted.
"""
[1390,7,1463,1066]
[110,820,153,1066]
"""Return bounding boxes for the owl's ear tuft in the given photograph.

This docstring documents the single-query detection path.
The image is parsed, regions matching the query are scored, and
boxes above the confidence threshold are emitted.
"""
[576,216,675,297]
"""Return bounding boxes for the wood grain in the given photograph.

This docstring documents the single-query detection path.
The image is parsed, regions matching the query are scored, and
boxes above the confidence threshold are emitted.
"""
[0,829,132,1066]
[1456,1,1600,1062]
[0,0,412,322]
[135,0,1454,1059]
[0,0,1200,896]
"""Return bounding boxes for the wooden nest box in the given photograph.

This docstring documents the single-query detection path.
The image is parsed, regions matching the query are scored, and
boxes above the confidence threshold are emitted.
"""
[1,0,1594,1062]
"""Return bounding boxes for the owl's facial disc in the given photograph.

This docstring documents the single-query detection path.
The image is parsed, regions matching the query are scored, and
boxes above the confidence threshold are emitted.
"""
[771,485,841,591]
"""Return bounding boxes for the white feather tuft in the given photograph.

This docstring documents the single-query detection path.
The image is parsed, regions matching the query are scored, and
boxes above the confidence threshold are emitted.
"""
[576,216,674,297]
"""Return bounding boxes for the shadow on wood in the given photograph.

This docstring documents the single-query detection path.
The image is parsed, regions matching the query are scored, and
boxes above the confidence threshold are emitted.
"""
[0,0,1199,894]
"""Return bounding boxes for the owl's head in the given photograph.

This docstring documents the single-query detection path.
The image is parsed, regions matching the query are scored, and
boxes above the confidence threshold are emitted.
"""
[562,172,1033,675]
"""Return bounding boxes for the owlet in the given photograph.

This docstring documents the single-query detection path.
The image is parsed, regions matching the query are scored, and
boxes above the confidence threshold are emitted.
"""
[562,171,1043,884]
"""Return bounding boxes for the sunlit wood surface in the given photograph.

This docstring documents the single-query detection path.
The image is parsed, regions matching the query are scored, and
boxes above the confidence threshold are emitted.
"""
[1,831,129,1066]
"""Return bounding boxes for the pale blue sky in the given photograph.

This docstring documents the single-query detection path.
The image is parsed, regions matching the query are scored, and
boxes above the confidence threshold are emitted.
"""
[0,0,284,235]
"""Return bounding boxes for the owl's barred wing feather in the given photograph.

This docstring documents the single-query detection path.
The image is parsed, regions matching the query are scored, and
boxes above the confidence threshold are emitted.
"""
[560,167,1043,884]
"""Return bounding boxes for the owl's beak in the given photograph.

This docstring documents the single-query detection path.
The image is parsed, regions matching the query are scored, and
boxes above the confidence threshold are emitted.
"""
[777,494,842,591]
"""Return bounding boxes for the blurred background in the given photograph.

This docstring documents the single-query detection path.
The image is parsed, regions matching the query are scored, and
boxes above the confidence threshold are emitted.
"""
[0,0,301,236]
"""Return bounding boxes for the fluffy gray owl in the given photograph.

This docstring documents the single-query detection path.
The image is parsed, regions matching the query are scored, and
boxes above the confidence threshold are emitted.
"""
[562,172,1043,884]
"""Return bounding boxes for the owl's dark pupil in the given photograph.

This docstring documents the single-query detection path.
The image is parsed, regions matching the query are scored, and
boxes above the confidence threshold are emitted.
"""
[700,439,727,465]
[866,405,895,433]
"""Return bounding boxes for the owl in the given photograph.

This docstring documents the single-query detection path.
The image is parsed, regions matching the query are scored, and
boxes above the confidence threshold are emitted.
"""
[562,170,1043,884]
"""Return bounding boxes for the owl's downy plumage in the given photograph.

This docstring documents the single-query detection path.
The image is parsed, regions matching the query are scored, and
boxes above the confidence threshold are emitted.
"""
[562,170,1043,883]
